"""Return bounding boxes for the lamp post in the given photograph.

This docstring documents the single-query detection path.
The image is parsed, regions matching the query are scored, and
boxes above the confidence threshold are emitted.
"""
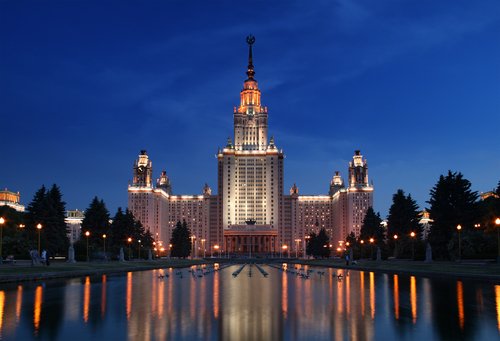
[295,239,301,258]
[37,223,43,255]
[282,244,288,258]
[360,240,364,259]
[128,237,132,260]
[495,218,500,263]
[304,235,310,259]
[393,234,398,258]
[369,237,374,259]
[102,234,107,259]
[190,235,196,259]
[138,239,142,259]
[456,224,462,261]
[410,231,416,260]
[201,238,206,258]
[0,217,5,264]
[85,231,90,262]
[214,244,220,258]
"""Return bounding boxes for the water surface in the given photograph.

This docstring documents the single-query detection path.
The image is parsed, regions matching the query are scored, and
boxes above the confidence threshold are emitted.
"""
[0,264,498,340]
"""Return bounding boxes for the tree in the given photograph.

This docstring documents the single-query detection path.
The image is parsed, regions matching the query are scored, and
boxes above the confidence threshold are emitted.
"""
[387,190,422,258]
[305,228,330,258]
[170,220,191,258]
[44,185,69,256]
[25,185,47,249]
[427,171,478,260]
[0,205,29,258]
[360,207,384,245]
[81,197,110,253]
[306,232,317,257]
[316,228,331,258]
[25,184,69,257]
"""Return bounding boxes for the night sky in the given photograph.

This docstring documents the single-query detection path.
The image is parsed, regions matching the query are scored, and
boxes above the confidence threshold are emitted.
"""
[1,1,499,218]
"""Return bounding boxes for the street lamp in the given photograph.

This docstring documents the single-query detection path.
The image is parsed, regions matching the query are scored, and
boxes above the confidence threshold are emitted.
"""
[201,238,206,258]
[0,217,5,264]
[37,223,43,255]
[304,235,310,259]
[393,234,398,258]
[360,239,364,259]
[190,235,196,259]
[138,239,142,259]
[85,231,90,262]
[456,224,462,261]
[102,234,107,259]
[295,239,301,258]
[282,244,288,258]
[127,237,132,260]
[495,218,500,263]
[410,231,416,260]
[369,237,374,259]
[214,244,220,258]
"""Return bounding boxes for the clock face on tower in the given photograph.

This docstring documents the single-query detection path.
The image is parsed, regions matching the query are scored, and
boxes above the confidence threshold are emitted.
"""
[138,166,145,173]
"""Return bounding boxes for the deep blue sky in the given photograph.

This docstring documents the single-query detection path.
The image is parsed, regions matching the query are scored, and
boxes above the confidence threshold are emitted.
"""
[1,1,499,218]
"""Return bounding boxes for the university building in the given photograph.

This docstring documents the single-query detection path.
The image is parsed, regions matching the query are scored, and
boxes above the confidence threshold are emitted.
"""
[128,37,373,256]
[0,189,25,212]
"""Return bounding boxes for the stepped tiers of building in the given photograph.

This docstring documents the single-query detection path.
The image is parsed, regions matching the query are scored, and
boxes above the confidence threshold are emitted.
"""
[128,36,373,255]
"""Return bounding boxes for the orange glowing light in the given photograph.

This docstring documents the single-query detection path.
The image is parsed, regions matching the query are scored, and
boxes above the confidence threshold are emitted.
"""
[15,285,23,322]
[83,276,90,323]
[101,275,107,317]
[360,271,365,316]
[495,285,500,331]
[370,272,375,319]
[282,269,288,318]
[33,285,43,333]
[0,291,4,334]
[126,272,132,320]
[457,281,464,329]
[411,276,417,324]
[394,275,400,320]
[213,271,219,318]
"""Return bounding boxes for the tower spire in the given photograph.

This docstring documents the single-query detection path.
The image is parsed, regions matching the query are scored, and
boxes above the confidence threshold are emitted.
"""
[246,35,256,80]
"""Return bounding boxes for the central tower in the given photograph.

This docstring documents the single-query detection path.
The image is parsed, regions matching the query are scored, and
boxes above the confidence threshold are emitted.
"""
[218,36,284,254]
[233,35,268,151]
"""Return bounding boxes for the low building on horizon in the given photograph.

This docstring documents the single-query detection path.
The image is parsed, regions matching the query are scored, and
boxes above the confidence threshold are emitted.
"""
[0,188,25,212]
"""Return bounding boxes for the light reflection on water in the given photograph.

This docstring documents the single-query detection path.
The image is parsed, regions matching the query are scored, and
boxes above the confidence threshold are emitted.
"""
[0,264,498,340]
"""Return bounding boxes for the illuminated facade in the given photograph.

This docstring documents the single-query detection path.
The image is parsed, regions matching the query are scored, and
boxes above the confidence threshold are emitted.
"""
[0,189,25,212]
[128,37,374,255]
[65,209,85,244]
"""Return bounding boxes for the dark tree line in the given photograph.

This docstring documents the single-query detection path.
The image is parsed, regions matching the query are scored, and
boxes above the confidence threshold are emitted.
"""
[1,184,154,260]
[351,171,499,261]
[75,198,154,260]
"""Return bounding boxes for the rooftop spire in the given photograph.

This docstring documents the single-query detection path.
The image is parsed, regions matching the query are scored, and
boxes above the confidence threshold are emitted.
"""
[246,35,256,80]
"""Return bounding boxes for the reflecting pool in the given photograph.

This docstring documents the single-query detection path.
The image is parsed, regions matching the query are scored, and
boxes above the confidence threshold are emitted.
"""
[0,264,499,340]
